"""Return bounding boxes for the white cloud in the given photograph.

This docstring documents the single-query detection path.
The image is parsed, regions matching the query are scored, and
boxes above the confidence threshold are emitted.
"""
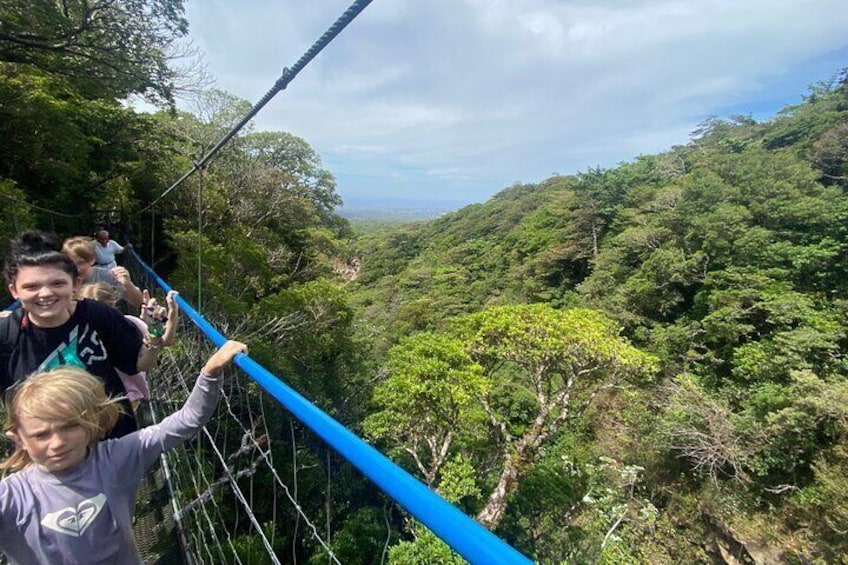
[182,0,848,203]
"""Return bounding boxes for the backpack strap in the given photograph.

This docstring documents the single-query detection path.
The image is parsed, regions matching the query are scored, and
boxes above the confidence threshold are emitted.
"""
[0,307,24,343]
[0,307,25,392]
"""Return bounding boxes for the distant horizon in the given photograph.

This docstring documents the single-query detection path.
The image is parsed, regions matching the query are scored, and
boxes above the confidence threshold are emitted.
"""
[338,194,475,208]
[337,195,469,221]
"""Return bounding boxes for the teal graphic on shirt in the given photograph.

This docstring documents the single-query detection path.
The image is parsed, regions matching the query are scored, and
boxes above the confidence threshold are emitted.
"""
[38,326,87,372]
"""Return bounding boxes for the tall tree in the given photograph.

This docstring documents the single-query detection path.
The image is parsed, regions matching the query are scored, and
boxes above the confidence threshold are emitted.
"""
[0,0,190,102]
[363,332,488,486]
[454,304,657,528]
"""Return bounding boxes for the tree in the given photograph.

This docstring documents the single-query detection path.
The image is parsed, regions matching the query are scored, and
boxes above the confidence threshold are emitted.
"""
[661,375,753,483]
[363,333,488,487]
[232,130,341,232]
[0,68,180,234]
[0,179,35,262]
[454,304,657,528]
[0,0,190,103]
[156,99,350,311]
[809,122,848,183]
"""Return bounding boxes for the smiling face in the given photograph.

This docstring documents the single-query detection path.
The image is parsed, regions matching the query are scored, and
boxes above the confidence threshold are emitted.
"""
[13,414,91,473]
[9,265,78,328]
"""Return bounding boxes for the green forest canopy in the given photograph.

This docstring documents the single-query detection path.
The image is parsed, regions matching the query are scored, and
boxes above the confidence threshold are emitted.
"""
[1,3,847,561]
[349,71,848,564]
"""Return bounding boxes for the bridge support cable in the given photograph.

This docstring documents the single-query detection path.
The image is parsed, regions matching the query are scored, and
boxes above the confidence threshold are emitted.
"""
[136,0,375,216]
[128,248,535,565]
[196,164,204,315]
[215,382,340,560]
[150,204,156,272]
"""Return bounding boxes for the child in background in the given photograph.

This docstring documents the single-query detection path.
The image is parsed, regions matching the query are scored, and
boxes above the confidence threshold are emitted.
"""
[76,284,180,409]
[140,288,180,349]
[62,236,143,311]
[0,340,248,564]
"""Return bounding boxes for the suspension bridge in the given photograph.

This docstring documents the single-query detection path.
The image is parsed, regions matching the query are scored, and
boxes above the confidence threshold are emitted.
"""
[0,0,534,563]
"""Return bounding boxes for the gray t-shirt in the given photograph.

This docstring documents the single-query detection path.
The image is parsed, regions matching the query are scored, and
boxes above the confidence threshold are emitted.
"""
[0,371,223,564]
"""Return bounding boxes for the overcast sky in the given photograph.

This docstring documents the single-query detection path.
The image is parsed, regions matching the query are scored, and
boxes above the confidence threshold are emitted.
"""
[182,0,848,208]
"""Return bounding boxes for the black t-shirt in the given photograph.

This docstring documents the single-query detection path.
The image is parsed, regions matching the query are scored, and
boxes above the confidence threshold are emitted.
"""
[0,299,142,437]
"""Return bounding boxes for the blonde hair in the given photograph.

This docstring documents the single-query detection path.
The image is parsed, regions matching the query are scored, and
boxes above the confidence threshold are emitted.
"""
[62,236,97,264]
[76,281,121,307]
[1,367,122,473]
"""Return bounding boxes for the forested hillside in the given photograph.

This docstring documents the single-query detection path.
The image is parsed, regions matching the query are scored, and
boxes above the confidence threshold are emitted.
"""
[350,72,848,563]
[1,2,847,562]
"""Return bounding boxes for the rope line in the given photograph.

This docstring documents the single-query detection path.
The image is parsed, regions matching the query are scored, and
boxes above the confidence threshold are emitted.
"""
[0,192,85,219]
[135,0,375,216]
[196,423,282,565]
[145,356,196,564]
[128,255,339,562]
[158,347,237,563]
[219,391,342,563]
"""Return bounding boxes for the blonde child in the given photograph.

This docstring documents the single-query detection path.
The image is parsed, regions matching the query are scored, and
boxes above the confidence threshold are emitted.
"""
[0,340,247,563]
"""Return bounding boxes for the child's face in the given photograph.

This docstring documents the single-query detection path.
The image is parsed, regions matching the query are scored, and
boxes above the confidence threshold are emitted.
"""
[13,414,90,473]
[9,265,78,328]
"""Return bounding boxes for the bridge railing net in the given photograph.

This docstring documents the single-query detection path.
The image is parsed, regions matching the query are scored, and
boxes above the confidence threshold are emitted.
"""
[124,250,533,565]
[127,254,348,564]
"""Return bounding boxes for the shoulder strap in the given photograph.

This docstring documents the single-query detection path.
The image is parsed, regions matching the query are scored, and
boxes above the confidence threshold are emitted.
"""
[0,307,25,392]
[0,307,24,345]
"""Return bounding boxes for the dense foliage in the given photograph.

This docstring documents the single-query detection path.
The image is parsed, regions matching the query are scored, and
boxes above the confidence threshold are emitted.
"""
[0,0,189,103]
[1,4,847,561]
[351,70,848,563]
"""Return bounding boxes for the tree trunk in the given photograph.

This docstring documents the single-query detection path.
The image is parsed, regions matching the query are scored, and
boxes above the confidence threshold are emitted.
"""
[592,220,600,259]
[477,414,548,529]
[476,450,524,529]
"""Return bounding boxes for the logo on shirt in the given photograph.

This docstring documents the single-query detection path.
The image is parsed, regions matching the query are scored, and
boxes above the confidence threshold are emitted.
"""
[37,323,107,373]
[40,493,107,537]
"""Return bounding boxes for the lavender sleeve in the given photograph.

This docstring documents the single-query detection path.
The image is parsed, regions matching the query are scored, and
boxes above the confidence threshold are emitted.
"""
[140,371,223,449]
[108,371,224,479]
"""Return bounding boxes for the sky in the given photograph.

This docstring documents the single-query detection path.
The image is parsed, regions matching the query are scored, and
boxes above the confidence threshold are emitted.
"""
[182,0,848,209]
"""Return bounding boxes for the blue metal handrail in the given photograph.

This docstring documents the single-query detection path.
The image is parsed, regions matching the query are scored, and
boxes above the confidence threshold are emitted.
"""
[130,247,532,564]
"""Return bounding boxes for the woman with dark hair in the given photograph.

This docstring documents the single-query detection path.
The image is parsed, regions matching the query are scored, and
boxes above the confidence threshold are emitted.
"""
[0,231,161,438]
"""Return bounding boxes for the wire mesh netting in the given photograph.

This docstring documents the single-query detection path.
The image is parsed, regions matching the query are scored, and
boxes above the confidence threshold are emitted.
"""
[126,255,366,564]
